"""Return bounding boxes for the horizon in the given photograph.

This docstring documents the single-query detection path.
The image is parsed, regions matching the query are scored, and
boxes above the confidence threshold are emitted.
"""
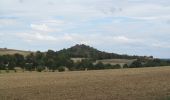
[0,0,170,58]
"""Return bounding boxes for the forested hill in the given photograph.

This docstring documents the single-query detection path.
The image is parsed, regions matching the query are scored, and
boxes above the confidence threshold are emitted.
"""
[0,44,153,60]
[57,44,151,60]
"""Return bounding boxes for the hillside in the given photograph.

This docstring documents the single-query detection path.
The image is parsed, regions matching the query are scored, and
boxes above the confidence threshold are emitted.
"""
[0,48,32,56]
[0,44,153,60]
[57,44,150,60]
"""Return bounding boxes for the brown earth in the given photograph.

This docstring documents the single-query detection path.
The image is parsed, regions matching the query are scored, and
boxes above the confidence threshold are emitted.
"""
[0,67,170,100]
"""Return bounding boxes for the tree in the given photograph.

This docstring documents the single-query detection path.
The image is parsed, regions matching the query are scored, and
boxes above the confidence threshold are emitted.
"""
[104,64,113,69]
[25,53,35,71]
[95,62,104,70]
[58,66,65,72]
[46,50,56,59]
[113,64,121,69]
[129,60,142,68]
[14,53,25,67]
[36,65,45,72]
[0,55,5,70]
[123,64,129,68]
[65,60,74,70]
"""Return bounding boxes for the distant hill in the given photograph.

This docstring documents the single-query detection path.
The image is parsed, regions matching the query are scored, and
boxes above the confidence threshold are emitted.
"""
[0,48,32,56]
[0,44,153,60]
[57,44,150,60]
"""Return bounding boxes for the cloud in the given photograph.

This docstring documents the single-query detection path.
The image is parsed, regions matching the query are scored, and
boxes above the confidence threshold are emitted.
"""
[58,33,141,46]
[16,32,57,43]
[15,32,140,46]
[112,36,140,44]
[30,24,55,32]
[1,0,170,57]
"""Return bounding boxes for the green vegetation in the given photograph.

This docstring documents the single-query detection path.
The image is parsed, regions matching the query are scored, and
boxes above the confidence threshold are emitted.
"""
[57,66,66,72]
[0,44,169,72]
[57,44,151,60]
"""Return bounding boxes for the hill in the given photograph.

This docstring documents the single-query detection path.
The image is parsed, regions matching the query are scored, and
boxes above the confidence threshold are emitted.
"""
[0,48,32,56]
[57,44,151,60]
[0,44,153,60]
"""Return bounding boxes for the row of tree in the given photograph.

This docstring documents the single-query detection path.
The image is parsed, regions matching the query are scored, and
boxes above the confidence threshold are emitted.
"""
[128,59,170,68]
[0,52,123,72]
[0,50,170,72]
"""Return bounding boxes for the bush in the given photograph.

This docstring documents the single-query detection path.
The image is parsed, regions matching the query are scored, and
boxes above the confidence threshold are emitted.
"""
[123,64,129,68]
[58,66,65,72]
[95,62,104,70]
[104,64,113,69]
[36,66,45,72]
[113,64,121,69]
[129,60,142,68]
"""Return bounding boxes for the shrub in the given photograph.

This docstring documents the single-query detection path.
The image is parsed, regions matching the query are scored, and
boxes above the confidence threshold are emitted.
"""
[113,64,121,69]
[58,66,65,72]
[95,62,104,70]
[104,64,113,69]
[130,60,142,68]
[36,66,45,72]
[123,64,129,68]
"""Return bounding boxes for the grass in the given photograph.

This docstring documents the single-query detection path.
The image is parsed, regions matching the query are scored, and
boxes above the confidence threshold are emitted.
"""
[0,66,170,100]
[96,59,136,66]
[0,48,32,56]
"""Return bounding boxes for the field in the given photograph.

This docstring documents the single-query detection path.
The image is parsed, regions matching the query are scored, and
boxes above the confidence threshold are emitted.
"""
[71,58,136,66]
[0,48,31,56]
[0,67,170,100]
[96,59,136,66]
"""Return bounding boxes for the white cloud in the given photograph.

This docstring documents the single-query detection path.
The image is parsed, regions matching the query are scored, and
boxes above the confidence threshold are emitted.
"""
[15,32,141,45]
[30,24,56,32]
[16,32,57,42]
[112,36,139,44]
[58,33,141,45]
[1,0,170,57]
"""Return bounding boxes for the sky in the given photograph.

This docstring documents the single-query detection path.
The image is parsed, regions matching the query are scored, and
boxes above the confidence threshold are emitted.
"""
[0,0,170,58]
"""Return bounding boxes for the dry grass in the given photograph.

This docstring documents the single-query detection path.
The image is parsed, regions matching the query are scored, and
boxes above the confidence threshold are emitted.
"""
[96,59,136,66]
[0,67,170,100]
[0,48,31,56]
[71,58,87,63]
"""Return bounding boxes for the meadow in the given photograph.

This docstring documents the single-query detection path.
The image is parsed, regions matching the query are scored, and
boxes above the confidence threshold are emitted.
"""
[0,67,170,100]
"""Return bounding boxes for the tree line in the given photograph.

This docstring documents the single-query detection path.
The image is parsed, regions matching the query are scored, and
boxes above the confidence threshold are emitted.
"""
[0,50,170,72]
[0,50,122,72]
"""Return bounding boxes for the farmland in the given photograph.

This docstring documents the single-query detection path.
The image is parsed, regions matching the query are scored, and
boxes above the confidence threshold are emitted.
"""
[0,67,170,100]
[96,59,136,66]
[0,48,31,56]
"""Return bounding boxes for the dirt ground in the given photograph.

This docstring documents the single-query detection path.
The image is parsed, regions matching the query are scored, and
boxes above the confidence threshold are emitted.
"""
[0,67,170,100]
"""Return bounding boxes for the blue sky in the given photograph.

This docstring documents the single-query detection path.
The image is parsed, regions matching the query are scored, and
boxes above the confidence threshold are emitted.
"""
[0,0,170,58]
